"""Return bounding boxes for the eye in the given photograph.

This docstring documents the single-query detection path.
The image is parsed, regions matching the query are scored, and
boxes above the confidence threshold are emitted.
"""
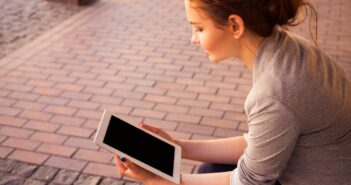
[192,26,203,33]
[195,28,203,32]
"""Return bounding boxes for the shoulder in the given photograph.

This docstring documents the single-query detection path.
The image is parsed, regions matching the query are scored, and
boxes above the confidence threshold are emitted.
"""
[245,95,298,122]
[250,27,339,107]
[249,27,351,131]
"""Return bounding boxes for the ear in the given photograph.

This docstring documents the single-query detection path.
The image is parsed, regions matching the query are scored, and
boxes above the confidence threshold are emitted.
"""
[228,15,244,39]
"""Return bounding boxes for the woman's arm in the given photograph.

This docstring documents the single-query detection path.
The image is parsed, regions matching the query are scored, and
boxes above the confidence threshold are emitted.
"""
[153,172,232,185]
[177,136,247,164]
[140,122,247,164]
[115,155,233,185]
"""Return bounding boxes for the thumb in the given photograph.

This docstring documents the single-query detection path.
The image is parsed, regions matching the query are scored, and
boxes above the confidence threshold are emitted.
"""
[114,155,127,174]
[120,156,136,171]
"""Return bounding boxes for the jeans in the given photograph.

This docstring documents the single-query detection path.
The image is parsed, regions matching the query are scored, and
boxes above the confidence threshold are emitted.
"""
[197,163,282,185]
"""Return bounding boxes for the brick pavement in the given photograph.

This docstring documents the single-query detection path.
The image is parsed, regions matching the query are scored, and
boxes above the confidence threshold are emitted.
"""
[0,0,350,184]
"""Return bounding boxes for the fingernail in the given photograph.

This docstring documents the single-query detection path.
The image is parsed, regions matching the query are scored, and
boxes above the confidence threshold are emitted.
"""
[120,156,126,162]
[139,118,144,126]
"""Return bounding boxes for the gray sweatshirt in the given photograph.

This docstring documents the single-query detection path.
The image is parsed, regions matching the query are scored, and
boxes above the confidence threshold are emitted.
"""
[231,27,351,185]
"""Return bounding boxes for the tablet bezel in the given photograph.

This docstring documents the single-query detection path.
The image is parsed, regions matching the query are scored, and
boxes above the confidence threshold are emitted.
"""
[94,109,181,184]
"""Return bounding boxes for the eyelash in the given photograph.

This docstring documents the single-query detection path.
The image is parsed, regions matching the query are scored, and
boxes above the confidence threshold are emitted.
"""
[195,28,203,32]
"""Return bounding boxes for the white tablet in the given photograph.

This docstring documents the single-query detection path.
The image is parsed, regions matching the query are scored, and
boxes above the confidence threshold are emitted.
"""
[94,109,181,184]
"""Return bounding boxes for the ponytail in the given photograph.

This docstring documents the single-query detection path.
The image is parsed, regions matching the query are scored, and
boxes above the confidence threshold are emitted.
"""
[190,0,318,43]
[265,0,318,44]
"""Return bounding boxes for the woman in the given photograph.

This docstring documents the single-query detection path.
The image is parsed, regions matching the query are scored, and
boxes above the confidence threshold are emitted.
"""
[115,0,351,184]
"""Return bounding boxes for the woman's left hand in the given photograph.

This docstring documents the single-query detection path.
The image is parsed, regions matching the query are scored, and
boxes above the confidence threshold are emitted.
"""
[114,155,158,185]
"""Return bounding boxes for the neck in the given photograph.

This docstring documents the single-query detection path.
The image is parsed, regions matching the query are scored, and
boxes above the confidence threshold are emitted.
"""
[238,33,264,72]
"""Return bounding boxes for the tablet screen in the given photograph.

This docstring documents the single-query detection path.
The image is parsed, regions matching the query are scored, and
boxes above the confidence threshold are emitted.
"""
[103,115,175,176]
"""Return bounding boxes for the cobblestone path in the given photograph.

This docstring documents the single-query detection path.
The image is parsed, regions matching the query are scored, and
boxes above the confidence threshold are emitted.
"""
[0,159,141,185]
[0,0,82,59]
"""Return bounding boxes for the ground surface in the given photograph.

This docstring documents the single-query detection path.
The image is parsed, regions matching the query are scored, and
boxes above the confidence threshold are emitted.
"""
[0,0,82,59]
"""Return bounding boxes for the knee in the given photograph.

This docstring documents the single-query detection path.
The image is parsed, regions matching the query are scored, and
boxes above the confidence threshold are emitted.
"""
[197,163,214,174]
[197,163,237,174]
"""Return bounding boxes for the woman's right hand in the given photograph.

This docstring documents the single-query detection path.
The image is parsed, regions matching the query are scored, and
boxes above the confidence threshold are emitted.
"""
[139,120,179,145]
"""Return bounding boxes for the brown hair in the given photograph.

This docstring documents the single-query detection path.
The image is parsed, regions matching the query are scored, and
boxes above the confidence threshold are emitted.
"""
[189,0,318,42]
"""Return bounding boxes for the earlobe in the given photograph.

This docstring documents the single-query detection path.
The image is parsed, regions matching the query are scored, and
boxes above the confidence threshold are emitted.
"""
[228,15,244,39]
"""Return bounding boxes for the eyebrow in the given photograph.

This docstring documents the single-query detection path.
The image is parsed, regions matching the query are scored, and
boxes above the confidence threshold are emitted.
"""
[189,21,202,25]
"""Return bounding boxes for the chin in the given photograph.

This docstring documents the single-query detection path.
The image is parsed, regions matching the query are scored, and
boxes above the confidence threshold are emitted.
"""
[208,55,225,64]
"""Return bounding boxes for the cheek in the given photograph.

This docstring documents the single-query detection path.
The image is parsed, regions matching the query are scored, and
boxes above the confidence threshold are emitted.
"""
[202,31,229,53]
[200,33,217,51]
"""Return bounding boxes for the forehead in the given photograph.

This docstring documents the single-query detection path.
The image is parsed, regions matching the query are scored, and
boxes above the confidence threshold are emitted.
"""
[184,0,209,22]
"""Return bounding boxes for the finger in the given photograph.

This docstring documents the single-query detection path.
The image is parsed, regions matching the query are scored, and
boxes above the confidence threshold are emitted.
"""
[140,123,160,134]
[115,154,121,160]
[114,155,127,173]
[138,118,145,125]
[114,155,124,169]
[120,156,140,174]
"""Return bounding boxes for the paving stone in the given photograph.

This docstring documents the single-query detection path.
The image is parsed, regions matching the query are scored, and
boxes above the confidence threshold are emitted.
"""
[0,174,25,185]
[73,173,101,185]
[125,182,142,185]
[32,166,59,181]
[23,179,46,185]
[10,162,38,177]
[99,177,125,185]
[0,159,19,173]
[0,171,5,179]
[52,170,80,185]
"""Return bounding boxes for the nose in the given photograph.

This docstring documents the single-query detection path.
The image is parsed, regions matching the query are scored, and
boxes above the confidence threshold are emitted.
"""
[191,33,199,45]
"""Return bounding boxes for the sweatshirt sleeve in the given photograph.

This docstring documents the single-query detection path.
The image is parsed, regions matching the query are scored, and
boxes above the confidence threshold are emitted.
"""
[231,97,300,185]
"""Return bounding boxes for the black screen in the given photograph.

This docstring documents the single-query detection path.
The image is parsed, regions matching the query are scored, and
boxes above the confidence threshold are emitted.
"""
[103,116,175,176]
